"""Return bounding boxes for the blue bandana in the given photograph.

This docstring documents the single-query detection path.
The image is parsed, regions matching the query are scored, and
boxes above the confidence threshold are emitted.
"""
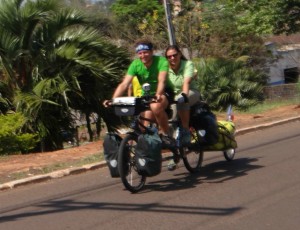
[135,43,153,53]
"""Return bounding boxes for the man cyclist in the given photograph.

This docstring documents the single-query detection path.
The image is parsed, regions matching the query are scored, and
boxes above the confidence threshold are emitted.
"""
[103,39,175,146]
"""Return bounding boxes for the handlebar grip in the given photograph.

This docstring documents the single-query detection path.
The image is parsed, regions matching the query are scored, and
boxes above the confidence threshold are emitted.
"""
[103,100,112,107]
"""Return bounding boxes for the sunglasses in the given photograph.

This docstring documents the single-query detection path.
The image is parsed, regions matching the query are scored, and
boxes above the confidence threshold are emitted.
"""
[166,53,179,59]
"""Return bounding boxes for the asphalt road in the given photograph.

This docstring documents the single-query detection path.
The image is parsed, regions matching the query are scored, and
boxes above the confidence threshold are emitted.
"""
[0,121,300,230]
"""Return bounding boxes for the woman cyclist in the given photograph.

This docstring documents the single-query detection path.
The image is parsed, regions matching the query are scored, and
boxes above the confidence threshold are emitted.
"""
[165,45,200,170]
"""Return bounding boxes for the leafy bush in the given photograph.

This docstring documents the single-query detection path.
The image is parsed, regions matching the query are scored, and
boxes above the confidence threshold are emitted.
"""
[0,113,39,155]
[195,58,266,111]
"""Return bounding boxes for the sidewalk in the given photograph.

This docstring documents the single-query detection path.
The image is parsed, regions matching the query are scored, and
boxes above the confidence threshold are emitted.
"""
[1,104,300,191]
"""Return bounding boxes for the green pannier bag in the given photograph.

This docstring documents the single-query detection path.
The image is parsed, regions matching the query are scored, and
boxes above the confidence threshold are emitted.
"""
[135,132,162,177]
[103,133,122,178]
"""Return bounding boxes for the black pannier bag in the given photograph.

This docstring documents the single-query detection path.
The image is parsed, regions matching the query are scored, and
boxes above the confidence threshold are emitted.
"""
[103,133,122,178]
[135,132,162,177]
[190,101,219,145]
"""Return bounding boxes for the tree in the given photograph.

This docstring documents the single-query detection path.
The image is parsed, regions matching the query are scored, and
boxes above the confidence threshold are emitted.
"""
[0,0,130,151]
[172,0,205,57]
[196,58,266,111]
[171,0,270,69]
[223,0,300,35]
[110,0,168,45]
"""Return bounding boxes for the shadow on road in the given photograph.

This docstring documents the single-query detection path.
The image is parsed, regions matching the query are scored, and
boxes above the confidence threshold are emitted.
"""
[143,157,263,192]
[0,158,262,223]
[200,157,263,183]
[0,199,242,223]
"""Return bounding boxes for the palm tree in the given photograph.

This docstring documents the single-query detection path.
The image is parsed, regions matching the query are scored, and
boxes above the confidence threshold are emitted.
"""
[196,58,266,111]
[0,0,130,151]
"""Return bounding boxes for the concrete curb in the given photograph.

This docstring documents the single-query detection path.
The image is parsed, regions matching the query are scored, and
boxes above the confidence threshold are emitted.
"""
[1,116,300,191]
[235,116,300,136]
[0,162,107,191]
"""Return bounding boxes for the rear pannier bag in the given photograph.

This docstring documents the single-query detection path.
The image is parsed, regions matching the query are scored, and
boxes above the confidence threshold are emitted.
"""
[190,102,219,145]
[215,120,237,149]
[204,121,237,151]
[103,133,122,178]
[135,132,162,177]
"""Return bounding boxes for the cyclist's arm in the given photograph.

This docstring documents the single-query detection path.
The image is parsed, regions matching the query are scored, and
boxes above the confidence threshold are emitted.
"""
[127,83,133,96]
[156,71,168,99]
[182,77,191,95]
[112,75,133,98]
[182,60,194,95]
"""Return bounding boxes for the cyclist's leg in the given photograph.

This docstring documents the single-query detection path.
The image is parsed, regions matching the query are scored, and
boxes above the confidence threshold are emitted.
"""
[176,90,201,146]
[188,89,201,106]
[176,90,200,128]
[140,110,156,129]
[150,95,176,147]
[150,95,169,135]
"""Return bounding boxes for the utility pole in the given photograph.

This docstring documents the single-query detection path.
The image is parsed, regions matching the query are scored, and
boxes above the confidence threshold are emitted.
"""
[163,0,176,45]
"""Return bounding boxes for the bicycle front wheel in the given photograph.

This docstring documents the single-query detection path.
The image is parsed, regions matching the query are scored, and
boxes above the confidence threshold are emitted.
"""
[118,133,146,193]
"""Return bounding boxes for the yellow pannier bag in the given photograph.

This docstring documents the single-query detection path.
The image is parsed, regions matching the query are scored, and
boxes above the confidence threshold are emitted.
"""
[204,120,237,151]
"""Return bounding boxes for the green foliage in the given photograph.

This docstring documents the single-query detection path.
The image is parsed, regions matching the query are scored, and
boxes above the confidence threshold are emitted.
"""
[172,1,205,57]
[0,113,39,155]
[0,91,12,114]
[110,0,167,43]
[1,0,298,154]
[0,113,24,134]
[16,133,39,153]
[196,58,266,111]
[273,0,300,34]
[0,0,131,151]
[223,0,300,35]
[172,0,270,68]
[111,0,164,25]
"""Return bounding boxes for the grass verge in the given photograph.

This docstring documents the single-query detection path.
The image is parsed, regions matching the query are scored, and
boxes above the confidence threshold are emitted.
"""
[238,99,299,114]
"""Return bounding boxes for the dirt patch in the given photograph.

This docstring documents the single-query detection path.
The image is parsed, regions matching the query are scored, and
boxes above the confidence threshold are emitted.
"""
[230,104,300,129]
[0,141,103,183]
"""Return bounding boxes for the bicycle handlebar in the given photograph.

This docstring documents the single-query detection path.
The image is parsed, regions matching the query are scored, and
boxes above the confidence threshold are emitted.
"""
[108,95,157,116]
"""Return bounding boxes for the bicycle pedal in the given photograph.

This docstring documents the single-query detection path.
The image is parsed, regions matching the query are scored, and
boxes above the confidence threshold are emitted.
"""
[173,154,180,164]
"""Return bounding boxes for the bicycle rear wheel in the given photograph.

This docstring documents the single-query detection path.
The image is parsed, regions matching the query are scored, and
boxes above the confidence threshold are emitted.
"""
[223,148,236,161]
[118,133,146,193]
[180,146,203,173]
[180,128,203,173]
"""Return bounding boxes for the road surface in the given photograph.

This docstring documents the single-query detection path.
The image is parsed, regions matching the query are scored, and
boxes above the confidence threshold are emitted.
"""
[0,121,300,230]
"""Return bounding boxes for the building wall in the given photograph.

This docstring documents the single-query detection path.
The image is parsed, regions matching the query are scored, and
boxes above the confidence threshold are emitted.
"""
[267,44,300,85]
[264,83,299,100]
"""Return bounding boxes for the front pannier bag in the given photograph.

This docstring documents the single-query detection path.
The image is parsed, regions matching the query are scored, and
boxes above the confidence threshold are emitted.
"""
[135,132,162,177]
[103,133,122,177]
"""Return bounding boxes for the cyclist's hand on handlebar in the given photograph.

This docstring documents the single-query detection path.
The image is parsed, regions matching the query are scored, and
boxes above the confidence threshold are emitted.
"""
[103,100,112,107]
[154,94,161,102]
[177,93,189,104]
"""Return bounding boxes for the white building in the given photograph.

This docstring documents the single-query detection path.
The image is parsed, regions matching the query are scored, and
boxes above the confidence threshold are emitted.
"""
[266,35,300,85]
